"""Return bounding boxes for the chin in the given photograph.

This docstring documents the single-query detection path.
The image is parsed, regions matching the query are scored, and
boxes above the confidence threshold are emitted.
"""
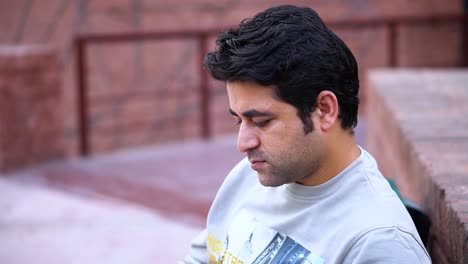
[257,173,286,187]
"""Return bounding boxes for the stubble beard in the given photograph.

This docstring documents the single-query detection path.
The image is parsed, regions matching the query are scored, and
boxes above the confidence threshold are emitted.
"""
[251,146,322,187]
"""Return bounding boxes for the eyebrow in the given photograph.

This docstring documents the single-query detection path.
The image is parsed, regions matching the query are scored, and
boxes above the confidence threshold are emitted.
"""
[229,108,274,118]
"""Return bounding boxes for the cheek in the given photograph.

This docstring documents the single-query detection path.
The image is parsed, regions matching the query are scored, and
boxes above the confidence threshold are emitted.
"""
[258,116,307,153]
[268,118,304,139]
[262,129,305,158]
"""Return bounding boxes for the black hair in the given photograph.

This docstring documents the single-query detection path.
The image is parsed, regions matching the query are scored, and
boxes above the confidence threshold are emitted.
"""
[204,5,359,133]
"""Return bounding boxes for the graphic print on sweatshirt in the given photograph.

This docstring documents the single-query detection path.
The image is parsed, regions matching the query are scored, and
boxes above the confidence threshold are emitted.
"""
[208,209,324,264]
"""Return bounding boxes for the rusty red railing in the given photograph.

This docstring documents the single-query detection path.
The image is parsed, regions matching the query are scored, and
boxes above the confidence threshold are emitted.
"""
[75,13,468,156]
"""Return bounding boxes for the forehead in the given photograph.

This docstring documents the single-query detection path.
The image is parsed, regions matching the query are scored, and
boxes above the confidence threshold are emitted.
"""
[226,81,279,110]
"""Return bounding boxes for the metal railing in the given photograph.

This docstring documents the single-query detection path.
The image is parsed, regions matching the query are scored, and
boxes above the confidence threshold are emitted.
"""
[75,13,467,156]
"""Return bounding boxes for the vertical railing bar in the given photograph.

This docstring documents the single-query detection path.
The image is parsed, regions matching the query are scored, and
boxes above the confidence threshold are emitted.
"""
[388,22,398,68]
[76,37,90,156]
[198,33,211,139]
[462,13,468,66]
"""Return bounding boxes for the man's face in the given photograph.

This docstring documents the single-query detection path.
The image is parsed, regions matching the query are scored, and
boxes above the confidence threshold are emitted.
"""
[227,81,325,187]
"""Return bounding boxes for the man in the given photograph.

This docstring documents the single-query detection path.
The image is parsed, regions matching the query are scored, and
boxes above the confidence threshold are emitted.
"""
[184,5,431,264]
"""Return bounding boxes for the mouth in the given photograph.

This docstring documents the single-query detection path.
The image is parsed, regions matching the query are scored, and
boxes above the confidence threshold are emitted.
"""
[249,159,266,170]
[249,158,265,164]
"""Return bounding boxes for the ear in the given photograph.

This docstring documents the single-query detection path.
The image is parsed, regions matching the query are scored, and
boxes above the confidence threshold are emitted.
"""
[315,91,339,131]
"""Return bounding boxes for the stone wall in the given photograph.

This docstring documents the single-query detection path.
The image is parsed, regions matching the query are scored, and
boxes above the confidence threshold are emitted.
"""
[366,69,468,264]
[0,46,64,172]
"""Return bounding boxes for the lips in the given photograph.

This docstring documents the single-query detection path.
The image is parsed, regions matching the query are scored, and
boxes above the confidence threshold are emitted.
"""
[249,157,266,164]
[248,150,266,169]
[249,159,266,170]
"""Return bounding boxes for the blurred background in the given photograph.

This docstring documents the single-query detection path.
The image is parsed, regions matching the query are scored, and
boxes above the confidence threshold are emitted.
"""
[0,0,466,263]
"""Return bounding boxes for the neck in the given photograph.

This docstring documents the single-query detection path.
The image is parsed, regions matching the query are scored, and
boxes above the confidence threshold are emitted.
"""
[300,129,360,186]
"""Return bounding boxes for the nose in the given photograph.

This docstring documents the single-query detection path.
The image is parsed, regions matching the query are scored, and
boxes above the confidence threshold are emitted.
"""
[237,123,260,153]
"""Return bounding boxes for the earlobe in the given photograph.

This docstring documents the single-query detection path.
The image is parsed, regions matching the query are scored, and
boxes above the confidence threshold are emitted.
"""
[317,91,339,131]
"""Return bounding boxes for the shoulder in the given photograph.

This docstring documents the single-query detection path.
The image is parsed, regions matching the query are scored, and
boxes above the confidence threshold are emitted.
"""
[330,148,429,259]
[343,227,431,263]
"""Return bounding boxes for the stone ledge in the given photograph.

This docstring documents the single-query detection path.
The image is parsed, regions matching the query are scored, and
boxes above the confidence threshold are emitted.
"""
[0,45,64,173]
[366,69,468,263]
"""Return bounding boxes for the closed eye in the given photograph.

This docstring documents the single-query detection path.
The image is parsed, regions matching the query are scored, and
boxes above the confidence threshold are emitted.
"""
[253,119,270,127]
[232,116,242,126]
[229,108,273,128]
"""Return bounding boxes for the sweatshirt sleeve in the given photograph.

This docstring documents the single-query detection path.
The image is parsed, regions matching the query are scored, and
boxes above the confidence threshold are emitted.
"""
[181,229,209,264]
[344,227,431,264]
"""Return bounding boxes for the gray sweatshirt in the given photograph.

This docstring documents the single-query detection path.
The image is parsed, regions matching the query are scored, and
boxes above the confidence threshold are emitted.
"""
[183,147,431,263]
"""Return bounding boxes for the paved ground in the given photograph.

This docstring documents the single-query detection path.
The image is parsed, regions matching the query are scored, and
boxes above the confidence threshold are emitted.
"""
[0,134,243,263]
[0,119,366,263]
[0,177,200,264]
